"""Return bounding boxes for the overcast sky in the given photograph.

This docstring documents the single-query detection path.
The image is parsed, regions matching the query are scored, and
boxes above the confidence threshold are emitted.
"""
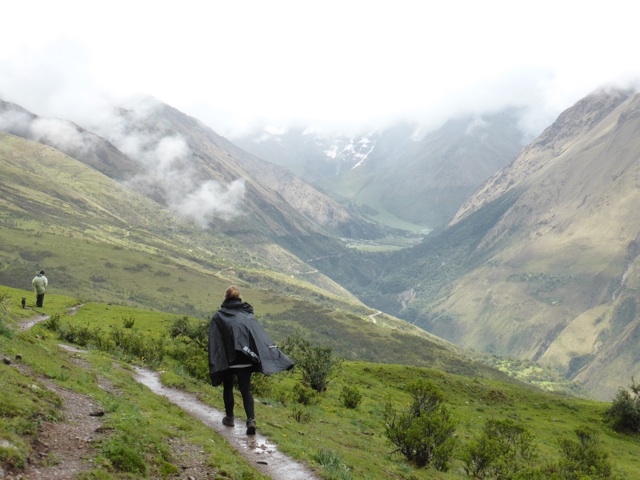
[1,0,639,138]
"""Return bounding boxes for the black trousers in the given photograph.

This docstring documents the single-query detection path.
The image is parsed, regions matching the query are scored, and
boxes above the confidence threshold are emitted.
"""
[36,293,45,307]
[221,368,255,419]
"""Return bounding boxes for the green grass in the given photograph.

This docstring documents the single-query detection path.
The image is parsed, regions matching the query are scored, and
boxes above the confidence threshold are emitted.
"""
[345,235,424,252]
[3,286,636,479]
[0,289,269,479]
[179,356,640,479]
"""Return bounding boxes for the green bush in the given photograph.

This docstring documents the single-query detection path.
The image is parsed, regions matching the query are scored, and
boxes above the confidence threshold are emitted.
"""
[175,341,208,381]
[54,321,166,364]
[462,418,538,479]
[606,378,640,433]
[542,426,618,479]
[168,315,193,338]
[43,313,62,332]
[250,373,273,398]
[280,332,343,392]
[384,379,457,470]
[293,382,320,406]
[339,384,363,409]
[121,315,135,328]
[0,292,12,338]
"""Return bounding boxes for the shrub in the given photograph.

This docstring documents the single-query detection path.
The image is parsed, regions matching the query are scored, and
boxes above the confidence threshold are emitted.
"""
[339,384,363,409]
[168,316,192,338]
[168,316,208,349]
[606,378,640,433]
[293,382,320,406]
[175,341,208,381]
[544,426,618,479]
[462,418,538,479]
[55,322,165,364]
[121,315,135,328]
[190,319,209,348]
[280,332,343,392]
[384,379,457,470]
[250,373,273,398]
[43,313,61,332]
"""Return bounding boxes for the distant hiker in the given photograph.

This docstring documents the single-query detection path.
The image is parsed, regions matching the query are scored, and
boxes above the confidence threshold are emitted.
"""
[208,286,294,435]
[31,270,48,308]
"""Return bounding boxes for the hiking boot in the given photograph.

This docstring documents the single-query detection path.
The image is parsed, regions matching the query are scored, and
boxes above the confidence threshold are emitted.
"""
[222,415,235,427]
[246,418,256,435]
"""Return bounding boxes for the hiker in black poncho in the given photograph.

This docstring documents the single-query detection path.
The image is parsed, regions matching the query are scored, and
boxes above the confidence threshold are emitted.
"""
[208,286,294,435]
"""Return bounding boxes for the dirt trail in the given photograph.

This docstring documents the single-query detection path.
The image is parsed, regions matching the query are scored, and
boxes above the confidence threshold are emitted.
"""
[16,308,319,480]
[17,313,49,331]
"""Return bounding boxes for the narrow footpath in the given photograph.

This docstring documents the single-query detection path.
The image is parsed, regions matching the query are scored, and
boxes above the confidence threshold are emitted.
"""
[17,309,319,480]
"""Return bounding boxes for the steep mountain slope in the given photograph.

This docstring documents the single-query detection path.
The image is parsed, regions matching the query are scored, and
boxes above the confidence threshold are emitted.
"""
[0,98,381,252]
[0,132,515,381]
[85,98,381,241]
[0,130,356,304]
[0,99,142,180]
[373,88,640,400]
[235,111,526,229]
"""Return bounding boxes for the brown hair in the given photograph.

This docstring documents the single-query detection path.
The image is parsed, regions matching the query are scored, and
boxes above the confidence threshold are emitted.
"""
[224,286,241,301]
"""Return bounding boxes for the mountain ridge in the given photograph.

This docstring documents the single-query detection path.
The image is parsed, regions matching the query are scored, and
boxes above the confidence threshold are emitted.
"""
[371,88,640,400]
[6,88,640,401]
[235,110,527,229]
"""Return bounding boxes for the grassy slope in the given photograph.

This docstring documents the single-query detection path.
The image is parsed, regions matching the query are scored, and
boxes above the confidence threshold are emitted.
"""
[407,95,640,400]
[2,287,640,479]
[1,131,522,383]
[0,289,268,479]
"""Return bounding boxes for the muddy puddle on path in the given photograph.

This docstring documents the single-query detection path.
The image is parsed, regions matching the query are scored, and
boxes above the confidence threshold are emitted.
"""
[55,343,318,480]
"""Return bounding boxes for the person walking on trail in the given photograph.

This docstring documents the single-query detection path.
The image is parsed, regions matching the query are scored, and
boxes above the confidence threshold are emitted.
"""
[31,270,48,308]
[208,286,294,435]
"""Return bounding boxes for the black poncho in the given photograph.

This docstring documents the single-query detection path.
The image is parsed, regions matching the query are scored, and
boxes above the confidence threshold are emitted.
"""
[208,299,294,386]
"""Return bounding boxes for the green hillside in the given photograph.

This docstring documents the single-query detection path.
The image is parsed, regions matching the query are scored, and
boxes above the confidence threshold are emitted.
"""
[2,287,640,479]
[0,131,519,380]
[329,90,640,401]
[4,101,640,478]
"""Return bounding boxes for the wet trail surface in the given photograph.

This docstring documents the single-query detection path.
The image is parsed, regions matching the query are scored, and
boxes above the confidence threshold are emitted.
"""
[17,313,49,331]
[23,307,319,479]
[134,367,319,480]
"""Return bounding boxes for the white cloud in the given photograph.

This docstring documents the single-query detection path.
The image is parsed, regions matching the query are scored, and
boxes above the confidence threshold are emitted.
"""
[0,0,639,139]
[122,131,246,228]
[174,179,246,228]
[30,117,89,154]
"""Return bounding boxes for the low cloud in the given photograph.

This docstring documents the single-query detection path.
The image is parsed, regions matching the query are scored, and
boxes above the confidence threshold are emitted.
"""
[0,103,91,154]
[123,132,246,228]
[173,179,246,228]
[88,100,246,228]
[0,96,246,228]
[30,117,90,154]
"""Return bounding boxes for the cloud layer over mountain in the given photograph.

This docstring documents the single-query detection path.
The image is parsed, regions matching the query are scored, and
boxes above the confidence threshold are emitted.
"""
[2,1,640,139]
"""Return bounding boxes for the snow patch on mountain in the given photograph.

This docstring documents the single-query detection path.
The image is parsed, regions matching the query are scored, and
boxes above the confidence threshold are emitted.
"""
[320,135,378,173]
